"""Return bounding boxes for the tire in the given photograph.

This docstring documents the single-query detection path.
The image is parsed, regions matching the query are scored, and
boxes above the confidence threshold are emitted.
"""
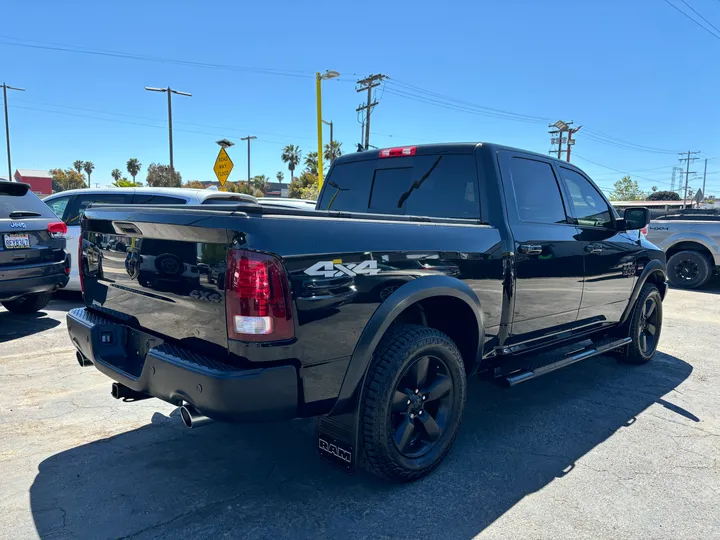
[621,283,663,365]
[154,254,184,277]
[2,293,53,314]
[667,250,712,289]
[360,324,466,482]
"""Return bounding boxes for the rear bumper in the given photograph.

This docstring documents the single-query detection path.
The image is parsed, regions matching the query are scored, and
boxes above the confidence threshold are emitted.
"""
[0,259,69,301]
[66,307,298,422]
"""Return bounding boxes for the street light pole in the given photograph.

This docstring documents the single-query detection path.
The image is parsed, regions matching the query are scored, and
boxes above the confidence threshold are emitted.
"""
[322,119,334,163]
[2,83,25,182]
[145,86,191,184]
[316,70,340,190]
[240,136,257,188]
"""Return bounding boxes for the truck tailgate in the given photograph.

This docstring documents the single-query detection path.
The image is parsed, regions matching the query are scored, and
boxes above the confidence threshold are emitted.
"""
[81,208,231,353]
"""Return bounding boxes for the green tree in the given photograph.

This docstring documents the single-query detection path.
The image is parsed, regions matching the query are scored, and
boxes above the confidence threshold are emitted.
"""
[252,174,270,195]
[111,168,122,183]
[146,163,181,187]
[126,158,142,184]
[50,168,87,192]
[323,140,342,163]
[276,171,284,184]
[609,175,644,201]
[647,190,680,201]
[289,171,318,199]
[83,161,95,185]
[112,179,142,187]
[304,151,319,175]
[281,144,301,183]
[73,160,84,174]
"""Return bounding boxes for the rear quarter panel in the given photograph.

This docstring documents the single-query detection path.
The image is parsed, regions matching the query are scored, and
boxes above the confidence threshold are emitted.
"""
[647,221,720,266]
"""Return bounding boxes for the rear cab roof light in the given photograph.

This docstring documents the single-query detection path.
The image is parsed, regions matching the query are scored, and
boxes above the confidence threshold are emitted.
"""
[378,146,417,158]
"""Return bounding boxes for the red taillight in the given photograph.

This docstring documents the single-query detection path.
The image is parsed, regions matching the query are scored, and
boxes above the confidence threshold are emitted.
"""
[47,221,67,237]
[225,249,294,342]
[640,227,648,236]
[378,146,417,158]
[78,239,84,293]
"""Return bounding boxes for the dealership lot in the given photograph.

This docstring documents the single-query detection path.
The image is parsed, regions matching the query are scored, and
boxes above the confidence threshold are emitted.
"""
[0,285,718,540]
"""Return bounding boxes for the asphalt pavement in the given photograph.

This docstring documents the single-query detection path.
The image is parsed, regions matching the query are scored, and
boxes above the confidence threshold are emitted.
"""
[0,284,718,540]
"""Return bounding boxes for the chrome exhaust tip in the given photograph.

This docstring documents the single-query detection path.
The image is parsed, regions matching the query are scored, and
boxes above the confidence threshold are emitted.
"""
[76,351,92,367]
[179,404,213,429]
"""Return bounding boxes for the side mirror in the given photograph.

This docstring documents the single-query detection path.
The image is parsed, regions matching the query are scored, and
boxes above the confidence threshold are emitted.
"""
[622,207,650,231]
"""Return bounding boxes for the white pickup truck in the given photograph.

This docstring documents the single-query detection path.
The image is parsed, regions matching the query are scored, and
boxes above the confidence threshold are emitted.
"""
[646,209,719,288]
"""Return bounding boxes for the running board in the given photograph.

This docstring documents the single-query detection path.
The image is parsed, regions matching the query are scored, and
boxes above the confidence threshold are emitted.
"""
[503,337,632,387]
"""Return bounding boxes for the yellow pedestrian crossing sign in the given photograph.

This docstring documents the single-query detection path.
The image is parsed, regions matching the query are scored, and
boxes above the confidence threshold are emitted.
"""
[213,147,234,186]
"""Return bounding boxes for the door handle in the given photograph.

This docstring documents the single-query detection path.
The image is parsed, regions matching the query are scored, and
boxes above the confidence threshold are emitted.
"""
[584,244,603,254]
[518,244,543,255]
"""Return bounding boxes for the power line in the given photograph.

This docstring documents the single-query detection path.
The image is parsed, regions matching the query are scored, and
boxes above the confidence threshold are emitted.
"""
[679,0,720,34]
[0,36,315,79]
[661,0,720,40]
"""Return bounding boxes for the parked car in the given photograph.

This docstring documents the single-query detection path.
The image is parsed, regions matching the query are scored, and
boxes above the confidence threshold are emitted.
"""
[67,143,664,483]
[44,187,256,291]
[645,209,719,288]
[0,181,69,313]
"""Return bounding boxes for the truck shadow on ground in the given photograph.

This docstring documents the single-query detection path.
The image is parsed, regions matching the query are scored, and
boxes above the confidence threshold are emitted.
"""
[29,351,692,540]
[0,311,60,343]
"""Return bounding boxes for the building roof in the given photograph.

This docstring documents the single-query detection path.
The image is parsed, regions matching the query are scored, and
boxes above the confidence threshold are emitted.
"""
[15,169,52,179]
[612,200,692,207]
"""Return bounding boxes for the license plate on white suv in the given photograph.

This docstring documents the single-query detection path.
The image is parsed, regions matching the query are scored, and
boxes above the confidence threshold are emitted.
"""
[4,233,30,249]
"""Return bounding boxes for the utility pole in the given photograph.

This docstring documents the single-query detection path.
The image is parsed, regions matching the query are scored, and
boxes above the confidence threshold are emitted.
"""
[240,136,257,188]
[2,82,25,182]
[702,158,707,201]
[548,120,572,160]
[356,74,387,150]
[678,150,700,209]
[145,86,191,184]
[565,125,581,163]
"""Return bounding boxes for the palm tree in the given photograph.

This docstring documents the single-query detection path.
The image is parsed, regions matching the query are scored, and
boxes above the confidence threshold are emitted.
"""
[253,175,270,195]
[126,158,142,184]
[83,161,95,185]
[281,145,301,183]
[304,152,318,175]
[73,160,84,174]
[323,140,342,164]
[111,168,122,183]
[276,171,284,184]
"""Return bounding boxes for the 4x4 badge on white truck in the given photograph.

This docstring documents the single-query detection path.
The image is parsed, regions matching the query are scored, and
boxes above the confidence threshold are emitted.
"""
[304,260,380,278]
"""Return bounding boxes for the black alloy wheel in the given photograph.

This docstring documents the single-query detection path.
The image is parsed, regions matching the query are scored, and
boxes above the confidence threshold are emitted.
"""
[620,283,663,364]
[673,259,699,284]
[638,295,659,355]
[667,250,712,289]
[360,324,466,482]
[390,355,453,458]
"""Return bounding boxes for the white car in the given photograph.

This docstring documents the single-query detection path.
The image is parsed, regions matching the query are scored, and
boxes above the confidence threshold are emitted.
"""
[44,187,256,291]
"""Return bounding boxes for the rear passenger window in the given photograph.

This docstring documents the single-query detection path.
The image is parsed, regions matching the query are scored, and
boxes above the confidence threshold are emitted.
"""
[133,194,185,204]
[508,158,567,224]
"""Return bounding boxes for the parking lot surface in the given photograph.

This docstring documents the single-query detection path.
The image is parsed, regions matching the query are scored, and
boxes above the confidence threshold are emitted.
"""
[1,285,718,540]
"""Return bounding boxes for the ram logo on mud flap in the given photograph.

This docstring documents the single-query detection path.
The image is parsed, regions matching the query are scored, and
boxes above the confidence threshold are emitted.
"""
[318,438,352,463]
[304,260,380,278]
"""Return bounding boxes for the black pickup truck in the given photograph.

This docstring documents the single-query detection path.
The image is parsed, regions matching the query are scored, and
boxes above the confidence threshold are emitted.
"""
[67,143,666,482]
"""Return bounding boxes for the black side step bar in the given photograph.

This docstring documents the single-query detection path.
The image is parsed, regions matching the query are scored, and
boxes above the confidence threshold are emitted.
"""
[503,337,632,387]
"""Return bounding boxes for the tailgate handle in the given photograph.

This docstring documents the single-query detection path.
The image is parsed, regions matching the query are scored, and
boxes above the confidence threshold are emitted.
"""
[116,222,141,234]
[12,253,26,261]
[518,244,543,255]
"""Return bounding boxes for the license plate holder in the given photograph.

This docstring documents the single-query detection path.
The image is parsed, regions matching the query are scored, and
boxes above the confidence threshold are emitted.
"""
[4,233,30,249]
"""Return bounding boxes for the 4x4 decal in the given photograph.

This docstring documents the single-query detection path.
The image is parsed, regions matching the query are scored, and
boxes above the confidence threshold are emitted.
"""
[304,260,380,278]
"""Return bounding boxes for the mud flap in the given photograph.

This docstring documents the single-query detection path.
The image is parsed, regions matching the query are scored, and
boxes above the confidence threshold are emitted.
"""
[317,414,356,474]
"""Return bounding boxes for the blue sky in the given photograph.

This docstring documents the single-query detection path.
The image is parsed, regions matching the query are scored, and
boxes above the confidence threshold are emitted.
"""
[1,0,718,196]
